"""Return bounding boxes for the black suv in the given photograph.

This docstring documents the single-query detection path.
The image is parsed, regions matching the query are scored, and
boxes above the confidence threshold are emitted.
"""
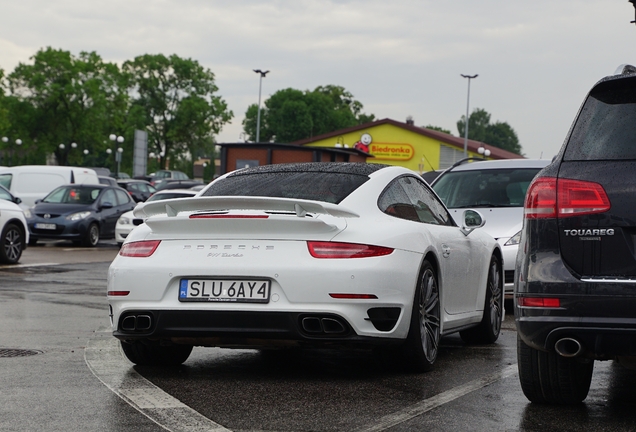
[515,64,636,404]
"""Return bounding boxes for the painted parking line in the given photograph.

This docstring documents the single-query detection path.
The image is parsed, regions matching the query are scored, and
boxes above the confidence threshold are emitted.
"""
[84,330,229,432]
[354,363,518,432]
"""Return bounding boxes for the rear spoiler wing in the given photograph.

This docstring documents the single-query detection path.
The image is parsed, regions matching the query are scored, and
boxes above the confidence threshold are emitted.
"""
[134,196,360,219]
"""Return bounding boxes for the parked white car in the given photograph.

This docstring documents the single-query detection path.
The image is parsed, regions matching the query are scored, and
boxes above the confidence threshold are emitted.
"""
[431,158,550,298]
[108,162,503,370]
[0,195,29,264]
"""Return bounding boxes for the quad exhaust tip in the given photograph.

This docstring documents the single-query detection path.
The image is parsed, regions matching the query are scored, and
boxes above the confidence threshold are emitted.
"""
[301,316,347,335]
[121,314,152,332]
[554,337,582,358]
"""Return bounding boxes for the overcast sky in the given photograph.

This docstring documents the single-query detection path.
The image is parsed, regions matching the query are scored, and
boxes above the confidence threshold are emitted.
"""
[2,0,636,159]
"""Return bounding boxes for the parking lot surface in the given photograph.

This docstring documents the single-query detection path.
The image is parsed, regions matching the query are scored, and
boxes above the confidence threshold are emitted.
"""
[1,241,636,431]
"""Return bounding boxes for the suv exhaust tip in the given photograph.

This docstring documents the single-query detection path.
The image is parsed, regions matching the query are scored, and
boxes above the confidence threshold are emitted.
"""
[554,337,582,357]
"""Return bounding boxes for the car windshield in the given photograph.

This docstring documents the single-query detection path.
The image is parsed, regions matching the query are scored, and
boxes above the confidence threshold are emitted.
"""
[43,186,101,204]
[432,168,542,208]
[202,170,369,204]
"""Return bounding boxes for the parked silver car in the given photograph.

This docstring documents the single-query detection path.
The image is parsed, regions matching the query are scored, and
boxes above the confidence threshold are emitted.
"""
[432,158,550,298]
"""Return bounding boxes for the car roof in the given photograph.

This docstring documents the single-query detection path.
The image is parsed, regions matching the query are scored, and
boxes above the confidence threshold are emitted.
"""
[445,158,551,172]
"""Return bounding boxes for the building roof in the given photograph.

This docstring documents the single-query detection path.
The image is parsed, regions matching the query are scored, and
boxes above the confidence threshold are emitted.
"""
[216,141,372,157]
[293,118,524,160]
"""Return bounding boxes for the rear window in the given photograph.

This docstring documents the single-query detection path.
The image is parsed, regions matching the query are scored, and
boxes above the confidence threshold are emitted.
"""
[202,171,369,204]
[564,76,636,161]
[432,168,542,208]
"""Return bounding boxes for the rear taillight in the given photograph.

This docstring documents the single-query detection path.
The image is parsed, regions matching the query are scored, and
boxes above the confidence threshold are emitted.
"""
[557,178,610,216]
[525,177,557,219]
[525,177,610,219]
[517,297,561,308]
[120,240,161,257]
[307,241,394,259]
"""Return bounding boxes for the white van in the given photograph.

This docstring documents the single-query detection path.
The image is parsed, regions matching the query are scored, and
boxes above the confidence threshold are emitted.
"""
[0,165,100,209]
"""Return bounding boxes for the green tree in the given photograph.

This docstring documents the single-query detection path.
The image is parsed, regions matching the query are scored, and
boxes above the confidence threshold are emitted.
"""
[242,85,374,142]
[6,47,126,166]
[123,54,233,174]
[424,125,452,135]
[457,108,522,155]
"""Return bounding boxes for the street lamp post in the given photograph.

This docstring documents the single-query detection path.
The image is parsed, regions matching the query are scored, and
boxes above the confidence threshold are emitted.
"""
[2,137,22,166]
[109,134,124,177]
[253,69,270,143]
[461,74,478,157]
[116,147,123,178]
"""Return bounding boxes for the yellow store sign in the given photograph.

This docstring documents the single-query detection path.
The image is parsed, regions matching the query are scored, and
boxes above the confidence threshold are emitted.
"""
[369,143,414,161]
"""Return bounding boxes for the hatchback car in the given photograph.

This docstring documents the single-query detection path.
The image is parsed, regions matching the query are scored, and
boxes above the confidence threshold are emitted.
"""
[0,197,28,264]
[116,179,156,203]
[515,64,636,404]
[26,184,135,246]
[108,162,503,369]
[115,188,198,246]
[432,159,550,298]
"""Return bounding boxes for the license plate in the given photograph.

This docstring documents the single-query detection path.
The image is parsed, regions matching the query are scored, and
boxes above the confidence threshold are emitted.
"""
[35,223,56,230]
[179,278,270,303]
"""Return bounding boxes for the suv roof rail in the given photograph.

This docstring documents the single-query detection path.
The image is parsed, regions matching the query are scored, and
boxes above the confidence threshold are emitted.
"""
[614,64,636,75]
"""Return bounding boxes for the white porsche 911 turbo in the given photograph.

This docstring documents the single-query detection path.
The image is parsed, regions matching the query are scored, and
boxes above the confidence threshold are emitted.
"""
[107,162,503,371]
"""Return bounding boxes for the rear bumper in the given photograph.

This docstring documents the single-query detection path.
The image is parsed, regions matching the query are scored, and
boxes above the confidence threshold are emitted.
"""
[515,295,636,359]
[112,309,403,348]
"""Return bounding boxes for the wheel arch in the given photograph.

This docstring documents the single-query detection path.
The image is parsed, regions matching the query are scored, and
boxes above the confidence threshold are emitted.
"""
[4,218,27,246]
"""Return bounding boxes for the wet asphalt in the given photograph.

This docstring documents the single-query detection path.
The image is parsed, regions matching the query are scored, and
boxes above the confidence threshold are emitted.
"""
[1,241,636,431]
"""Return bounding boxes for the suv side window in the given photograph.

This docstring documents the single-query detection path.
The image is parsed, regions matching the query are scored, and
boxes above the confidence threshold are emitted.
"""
[379,176,454,226]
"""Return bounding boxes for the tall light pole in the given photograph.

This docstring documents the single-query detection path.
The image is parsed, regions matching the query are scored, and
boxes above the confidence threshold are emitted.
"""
[253,69,270,143]
[461,74,478,157]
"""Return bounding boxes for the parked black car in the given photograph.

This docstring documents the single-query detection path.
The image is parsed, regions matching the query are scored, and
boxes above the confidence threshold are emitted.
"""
[25,184,135,247]
[116,179,156,202]
[515,64,636,404]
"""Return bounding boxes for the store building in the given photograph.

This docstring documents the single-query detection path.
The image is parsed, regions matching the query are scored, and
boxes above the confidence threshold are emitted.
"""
[295,118,523,173]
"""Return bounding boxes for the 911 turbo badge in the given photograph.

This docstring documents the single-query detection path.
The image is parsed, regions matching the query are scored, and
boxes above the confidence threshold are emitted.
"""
[564,228,615,237]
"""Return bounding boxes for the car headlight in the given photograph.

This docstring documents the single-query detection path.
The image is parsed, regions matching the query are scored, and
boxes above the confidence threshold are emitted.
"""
[504,230,521,246]
[118,216,131,225]
[66,211,92,221]
[23,208,32,218]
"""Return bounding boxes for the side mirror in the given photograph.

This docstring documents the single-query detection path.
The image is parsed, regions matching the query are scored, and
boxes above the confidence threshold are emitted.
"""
[461,209,486,236]
[14,197,22,205]
[100,201,114,209]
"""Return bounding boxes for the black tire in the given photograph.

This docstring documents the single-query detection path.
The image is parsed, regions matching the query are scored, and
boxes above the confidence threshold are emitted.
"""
[82,223,100,247]
[402,260,441,372]
[517,334,593,404]
[0,223,24,264]
[460,254,503,344]
[120,341,193,366]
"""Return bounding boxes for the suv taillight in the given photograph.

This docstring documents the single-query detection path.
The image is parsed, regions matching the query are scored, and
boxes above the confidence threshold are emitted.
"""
[525,177,611,219]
